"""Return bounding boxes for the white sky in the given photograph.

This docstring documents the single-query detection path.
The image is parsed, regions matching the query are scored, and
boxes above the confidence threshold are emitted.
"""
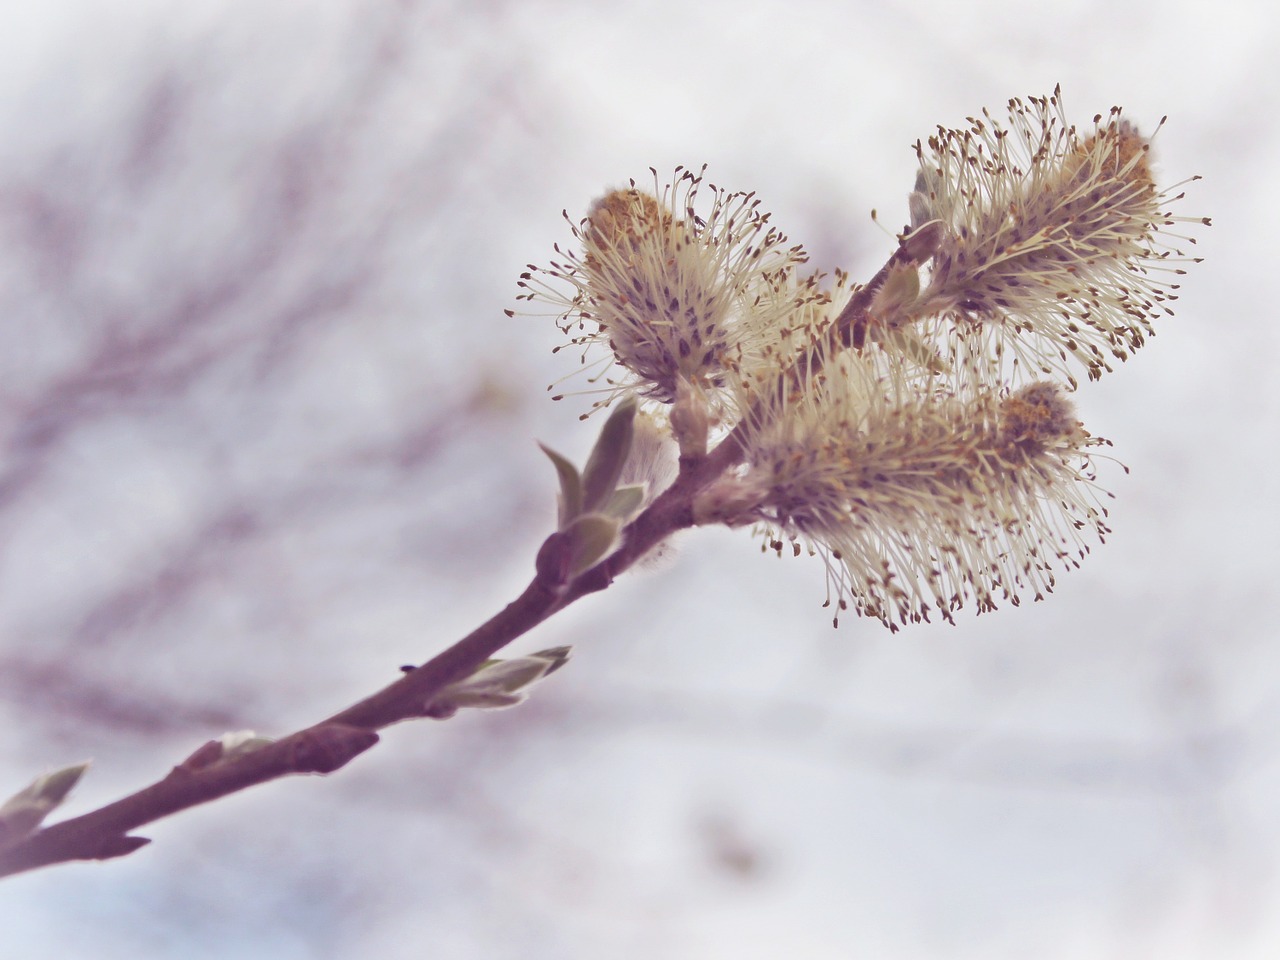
[2,1,1276,958]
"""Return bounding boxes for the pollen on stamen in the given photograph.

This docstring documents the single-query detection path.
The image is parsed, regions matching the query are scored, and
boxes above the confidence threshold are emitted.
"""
[510,166,810,414]
[905,89,1207,388]
[731,345,1113,629]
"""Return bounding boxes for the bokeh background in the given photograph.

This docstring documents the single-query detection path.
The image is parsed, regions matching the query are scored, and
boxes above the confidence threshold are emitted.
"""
[1,1,1273,957]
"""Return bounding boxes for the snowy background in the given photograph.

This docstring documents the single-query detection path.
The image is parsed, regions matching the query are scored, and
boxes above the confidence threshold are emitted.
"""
[2,1,1274,957]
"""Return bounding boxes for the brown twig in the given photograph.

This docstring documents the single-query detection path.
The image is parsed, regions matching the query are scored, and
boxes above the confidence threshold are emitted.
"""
[830,221,942,350]
[0,434,737,879]
[1,232,920,880]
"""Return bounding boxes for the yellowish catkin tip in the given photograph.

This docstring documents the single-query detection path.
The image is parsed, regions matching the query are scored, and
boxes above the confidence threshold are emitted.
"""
[998,382,1083,453]
[586,189,666,253]
[525,168,810,408]
[1071,118,1156,197]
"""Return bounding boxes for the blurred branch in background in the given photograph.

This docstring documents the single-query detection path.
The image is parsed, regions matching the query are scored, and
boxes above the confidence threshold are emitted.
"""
[0,0,551,751]
[0,2,1265,960]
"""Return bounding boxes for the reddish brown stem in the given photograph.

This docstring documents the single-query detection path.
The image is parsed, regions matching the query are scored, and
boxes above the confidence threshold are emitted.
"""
[2,233,912,880]
[0,434,741,879]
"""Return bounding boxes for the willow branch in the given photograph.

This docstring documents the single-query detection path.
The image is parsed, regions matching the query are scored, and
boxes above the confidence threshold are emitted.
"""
[0,572,561,878]
[0,431,743,879]
[1,229,927,881]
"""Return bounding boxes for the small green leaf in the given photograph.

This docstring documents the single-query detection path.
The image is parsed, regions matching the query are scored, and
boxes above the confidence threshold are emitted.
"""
[538,442,583,526]
[220,731,274,759]
[0,761,91,845]
[564,512,623,575]
[442,690,525,711]
[465,657,555,696]
[581,398,637,512]
[885,259,920,303]
[884,327,950,375]
[423,647,573,718]
[602,484,646,521]
[526,645,572,676]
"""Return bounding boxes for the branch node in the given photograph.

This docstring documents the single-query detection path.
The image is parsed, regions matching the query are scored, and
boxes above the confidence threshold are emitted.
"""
[288,725,379,775]
[174,739,225,775]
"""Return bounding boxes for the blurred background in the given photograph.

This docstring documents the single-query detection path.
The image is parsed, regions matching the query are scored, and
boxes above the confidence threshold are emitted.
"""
[1,1,1273,957]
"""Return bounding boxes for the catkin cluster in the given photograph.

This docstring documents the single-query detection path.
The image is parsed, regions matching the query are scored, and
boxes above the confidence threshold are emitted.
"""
[512,88,1206,629]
